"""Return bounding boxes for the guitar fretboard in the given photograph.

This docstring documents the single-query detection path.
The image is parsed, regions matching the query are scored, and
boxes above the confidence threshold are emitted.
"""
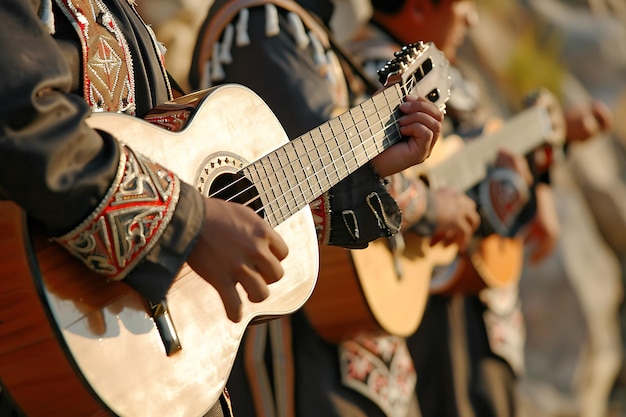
[243,85,405,228]
[425,105,553,192]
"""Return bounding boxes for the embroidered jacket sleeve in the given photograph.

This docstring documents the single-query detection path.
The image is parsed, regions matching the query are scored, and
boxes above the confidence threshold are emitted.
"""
[189,2,401,249]
[0,0,204,303]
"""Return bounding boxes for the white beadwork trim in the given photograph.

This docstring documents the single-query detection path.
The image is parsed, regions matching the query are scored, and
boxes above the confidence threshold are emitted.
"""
[287,12,309,49]
[235,8,251,46]
[264,4,279,36]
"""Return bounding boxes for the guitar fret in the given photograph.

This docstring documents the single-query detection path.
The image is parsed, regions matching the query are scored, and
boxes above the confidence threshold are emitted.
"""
[342,111,363,172]
[328,119,349,169]
[313,125,340,187]
[318,124,343,182]
[310,130,335,195]
[359,100,379,162]
[277,147,297,225]
[247,158,274,226]
[294,141,318,204]
[350,116,369,163]
[257,152,273,226]
[378,89,403,151]
[278,146,297,212]
[300,132,325,197]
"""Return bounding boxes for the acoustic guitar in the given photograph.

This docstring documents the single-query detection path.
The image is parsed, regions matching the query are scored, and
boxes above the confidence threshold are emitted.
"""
[0,42,450,417]
[305,89,565,343]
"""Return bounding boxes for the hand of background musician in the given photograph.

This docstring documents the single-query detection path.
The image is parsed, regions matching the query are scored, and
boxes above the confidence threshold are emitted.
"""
[429,188,481,251]
[493,149,534,187]
[186,198,289,323]
[370,96,444,178]
[493,150,559,263]
[564,99,613,143]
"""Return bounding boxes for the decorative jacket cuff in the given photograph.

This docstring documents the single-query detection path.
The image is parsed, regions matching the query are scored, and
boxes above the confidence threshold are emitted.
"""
[53,145,180,281]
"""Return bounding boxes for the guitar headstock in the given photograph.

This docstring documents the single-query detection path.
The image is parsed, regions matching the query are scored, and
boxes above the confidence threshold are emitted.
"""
[377,42,452,113]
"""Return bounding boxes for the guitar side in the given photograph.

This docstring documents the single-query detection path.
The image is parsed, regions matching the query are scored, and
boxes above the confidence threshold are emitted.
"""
[0,202,112,417]
[0,85,319,417]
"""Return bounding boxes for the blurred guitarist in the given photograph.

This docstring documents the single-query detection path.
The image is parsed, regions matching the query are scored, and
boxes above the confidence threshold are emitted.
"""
[347,0,561,416]
[351,0,614,416]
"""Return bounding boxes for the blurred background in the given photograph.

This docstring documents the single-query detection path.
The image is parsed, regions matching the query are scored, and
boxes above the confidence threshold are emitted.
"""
[137,0,626,416]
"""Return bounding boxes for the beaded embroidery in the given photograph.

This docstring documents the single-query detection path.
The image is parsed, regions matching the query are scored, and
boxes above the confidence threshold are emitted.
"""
[54,145,180,280]
[339,334,417,417]
[56,0,137,114]
[310,194,331,245]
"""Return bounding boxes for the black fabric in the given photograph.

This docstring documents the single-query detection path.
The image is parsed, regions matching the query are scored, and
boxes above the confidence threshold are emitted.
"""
[227,312,400,417]
[408,296,517,417]
[408,296,459,417]
[464,297,517,417]
[328,165,401,249]
[0,388,23,417]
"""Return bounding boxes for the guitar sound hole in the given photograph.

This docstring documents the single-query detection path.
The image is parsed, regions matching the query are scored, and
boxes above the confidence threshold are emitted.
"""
[209,172,265,219]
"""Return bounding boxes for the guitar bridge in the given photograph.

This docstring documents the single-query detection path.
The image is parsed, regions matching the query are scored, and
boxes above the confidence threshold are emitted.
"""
[149,299,182,356]
[387,234,406,280]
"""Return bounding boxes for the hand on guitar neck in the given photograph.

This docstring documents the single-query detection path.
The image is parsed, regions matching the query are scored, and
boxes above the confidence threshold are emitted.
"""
[564,99,613,143]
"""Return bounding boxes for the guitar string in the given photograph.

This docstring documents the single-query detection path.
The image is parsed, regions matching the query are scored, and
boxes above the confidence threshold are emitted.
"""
[210,88,401,213]
[204,51,449,227]
[205,85,404,226]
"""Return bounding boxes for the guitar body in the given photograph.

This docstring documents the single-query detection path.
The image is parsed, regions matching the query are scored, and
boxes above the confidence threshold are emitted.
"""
[307,231,523,343]
[429,234,524,295]
[306,234,457,343]
[0,85,319,417]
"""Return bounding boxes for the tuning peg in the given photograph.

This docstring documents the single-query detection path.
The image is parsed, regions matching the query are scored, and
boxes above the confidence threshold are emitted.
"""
[377,64,391,84]
[377,60,401,84]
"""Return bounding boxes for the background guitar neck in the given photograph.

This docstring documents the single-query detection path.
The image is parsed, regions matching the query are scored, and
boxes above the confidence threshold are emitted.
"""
[423,105,554,191]
[242,85,405,228]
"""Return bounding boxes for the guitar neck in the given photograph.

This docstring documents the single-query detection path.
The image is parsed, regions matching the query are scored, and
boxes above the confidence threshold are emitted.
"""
[242,85,405,228]
[425,105,553,191]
